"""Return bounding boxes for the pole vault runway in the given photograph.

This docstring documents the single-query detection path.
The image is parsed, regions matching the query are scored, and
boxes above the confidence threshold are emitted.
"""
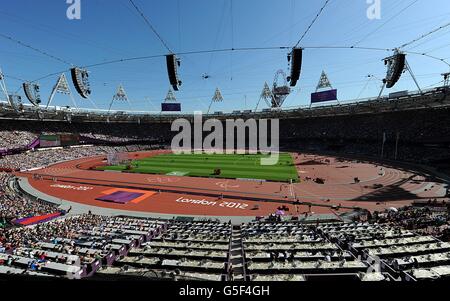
[15,151,448,218]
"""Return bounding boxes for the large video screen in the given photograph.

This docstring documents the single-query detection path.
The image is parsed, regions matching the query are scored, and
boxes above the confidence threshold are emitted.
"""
[311,89,338,103]
[39,135,60,147]
[60,134,80,146]
[161,103,181,112]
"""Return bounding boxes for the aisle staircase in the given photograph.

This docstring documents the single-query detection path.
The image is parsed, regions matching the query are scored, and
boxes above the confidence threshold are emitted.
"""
[228,225,247,281]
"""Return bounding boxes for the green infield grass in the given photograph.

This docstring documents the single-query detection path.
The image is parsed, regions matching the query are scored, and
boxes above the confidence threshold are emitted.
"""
[98,152,299,183]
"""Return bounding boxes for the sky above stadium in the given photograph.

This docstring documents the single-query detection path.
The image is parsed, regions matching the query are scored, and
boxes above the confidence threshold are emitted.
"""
[1,0,450,113]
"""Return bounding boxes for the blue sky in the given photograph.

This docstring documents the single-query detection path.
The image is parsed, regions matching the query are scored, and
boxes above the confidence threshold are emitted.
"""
[1,0,450,113]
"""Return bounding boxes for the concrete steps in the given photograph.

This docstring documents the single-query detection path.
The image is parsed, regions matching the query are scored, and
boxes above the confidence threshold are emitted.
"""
[228,225,246,281]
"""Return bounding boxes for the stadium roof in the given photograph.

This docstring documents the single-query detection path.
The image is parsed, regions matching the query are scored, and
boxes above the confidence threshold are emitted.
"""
[1,0,450,113]
[1,86,449,123]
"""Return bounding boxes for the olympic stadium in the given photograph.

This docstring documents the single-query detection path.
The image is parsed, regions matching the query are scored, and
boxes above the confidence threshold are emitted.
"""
[1,0,450,283]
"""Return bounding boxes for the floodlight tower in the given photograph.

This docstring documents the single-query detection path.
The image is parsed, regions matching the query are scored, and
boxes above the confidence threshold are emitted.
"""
[109,84,131,112]
[46,73,78,109]
[0,68,20,111]
[0,68,11,106]
[207,88,224,115]
[255,82,274,112]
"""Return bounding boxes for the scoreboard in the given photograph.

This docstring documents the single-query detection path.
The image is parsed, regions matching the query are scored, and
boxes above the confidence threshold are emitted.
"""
[40,134,80,147]
[311,89,338,103]
[60,134,80,146]
[161,103,181,112]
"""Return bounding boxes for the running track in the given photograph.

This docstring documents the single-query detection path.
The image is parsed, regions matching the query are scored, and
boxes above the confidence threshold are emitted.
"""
[15,151,447,218]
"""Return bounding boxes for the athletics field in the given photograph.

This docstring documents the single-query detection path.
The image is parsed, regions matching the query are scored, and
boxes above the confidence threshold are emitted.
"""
[98,153,299,183]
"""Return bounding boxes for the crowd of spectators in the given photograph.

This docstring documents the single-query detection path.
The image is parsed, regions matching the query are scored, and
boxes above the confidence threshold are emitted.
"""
[280,107,450,170]
[81,133,146,143]
[0,119,172,149]
[0,144,157,170]
[0,173,58,228]
[0,214,106,251]
[0,213,167,279]
[0,130,36,150]
[281,108,450,144]
[368,205,450,241]
[1,105,450,170]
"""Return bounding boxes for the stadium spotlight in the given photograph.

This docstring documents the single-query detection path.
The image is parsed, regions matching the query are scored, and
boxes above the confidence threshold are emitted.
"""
[383,51,406,89]
[23,82,41,106]
[288,47,303,87]
[70,67,91,98]
[8,94,23,111]
[166,54,182,91]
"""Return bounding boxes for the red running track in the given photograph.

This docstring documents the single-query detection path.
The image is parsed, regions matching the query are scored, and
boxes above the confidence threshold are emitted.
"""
[15,151,447,218]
